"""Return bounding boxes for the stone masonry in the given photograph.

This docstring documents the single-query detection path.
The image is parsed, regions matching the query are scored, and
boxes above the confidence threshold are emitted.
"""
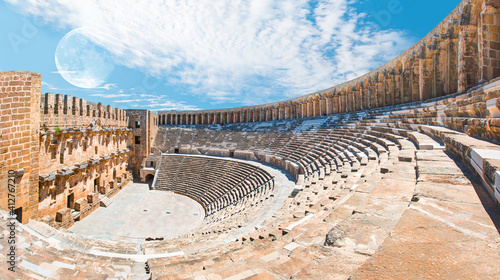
[0,72,139,228]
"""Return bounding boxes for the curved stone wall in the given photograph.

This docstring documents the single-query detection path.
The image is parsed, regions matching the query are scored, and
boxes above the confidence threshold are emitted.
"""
[158,0,500,125]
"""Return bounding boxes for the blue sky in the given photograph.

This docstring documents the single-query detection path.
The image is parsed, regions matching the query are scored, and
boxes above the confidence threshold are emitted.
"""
[1,0,460,112]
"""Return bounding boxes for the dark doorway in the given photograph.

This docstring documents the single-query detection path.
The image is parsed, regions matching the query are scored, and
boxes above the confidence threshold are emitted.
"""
[14,207,22,223]
[67,193,74,209]
[145,174,155,189]
[174,148,179,154]
[94,178,99,193]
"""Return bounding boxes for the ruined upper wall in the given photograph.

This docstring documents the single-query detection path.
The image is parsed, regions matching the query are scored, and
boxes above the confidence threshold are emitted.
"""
[126,110,158,177]
[158,0,500,125]
[40,92,129,129]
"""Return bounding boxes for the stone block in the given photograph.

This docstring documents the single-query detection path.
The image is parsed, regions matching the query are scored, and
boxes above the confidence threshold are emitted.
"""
[486,98,500,117]
[41,215,54,224]
[234,150,257,161]
[100,185,110,195]
[470,148,500,176]
[74,198,88,211]
[284,242,301,252]
[495,171,500,199]
[55,208,72,223]
[206,148,230,157]
[495,185,500,204]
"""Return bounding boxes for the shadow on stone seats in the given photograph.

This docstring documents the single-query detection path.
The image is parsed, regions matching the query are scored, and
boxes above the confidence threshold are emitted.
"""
[448,150,500,234]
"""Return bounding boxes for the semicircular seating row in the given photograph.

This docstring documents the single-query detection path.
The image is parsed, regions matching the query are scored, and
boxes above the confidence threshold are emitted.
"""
[154,83,500,189]
[6,83,500,279]
[154,155,274,219]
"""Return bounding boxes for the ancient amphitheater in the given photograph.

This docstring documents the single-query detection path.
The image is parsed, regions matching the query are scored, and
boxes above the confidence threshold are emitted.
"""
[1,0,500,279]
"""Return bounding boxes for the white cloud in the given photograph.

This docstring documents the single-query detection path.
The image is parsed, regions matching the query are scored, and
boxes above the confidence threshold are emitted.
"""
[113,99,143,103]
[145,102,200,111]
[51,70,76,74]
[41,81,58,90]
[9,0,413,105]
[95,83,118,90]
[90,93,132,98]
[110,94,200,111]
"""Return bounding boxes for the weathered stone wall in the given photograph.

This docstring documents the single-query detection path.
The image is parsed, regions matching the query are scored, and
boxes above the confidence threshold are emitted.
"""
[40,92,128,129]
[0,71,41,223]
[158,0,500,126]
[37,128,132,225]
[126,110,158,178]
[0,71,134,226]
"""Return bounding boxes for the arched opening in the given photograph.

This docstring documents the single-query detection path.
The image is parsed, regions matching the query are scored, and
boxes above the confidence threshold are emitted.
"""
[240,110,244,123]
[279,103,285,120]
[215,112,221,124]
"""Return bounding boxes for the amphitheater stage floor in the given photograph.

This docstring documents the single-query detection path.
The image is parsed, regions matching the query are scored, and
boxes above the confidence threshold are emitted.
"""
[68,182,205,240]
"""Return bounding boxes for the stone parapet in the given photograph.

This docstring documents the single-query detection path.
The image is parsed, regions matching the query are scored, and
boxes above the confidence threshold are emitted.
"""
[40,92,129,129]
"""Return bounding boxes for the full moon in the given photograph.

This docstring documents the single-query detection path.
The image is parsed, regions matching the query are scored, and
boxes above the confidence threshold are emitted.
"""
[55,27,115,88]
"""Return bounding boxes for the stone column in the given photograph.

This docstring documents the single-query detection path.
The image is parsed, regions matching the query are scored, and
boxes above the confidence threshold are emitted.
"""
[458,25,479,92]
[334,94,340,114]
[327,93,334,115]
[358,83,366,110]
[376,75,385,108]
[419,50,433,101]
[402,61,412,103]
[440,31,459,95]
[394,68,403,105]
[385,72,395,107]
[312,97,318,116]
[366,83,374,109]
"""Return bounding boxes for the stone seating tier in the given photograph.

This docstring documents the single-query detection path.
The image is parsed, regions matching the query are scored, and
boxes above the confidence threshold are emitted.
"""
[154,155,275,219]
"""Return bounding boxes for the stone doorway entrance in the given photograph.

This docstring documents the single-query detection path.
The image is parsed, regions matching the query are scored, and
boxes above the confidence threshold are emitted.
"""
[145,174,154,188]
[67,193,74,209]
[14,207,22,223]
